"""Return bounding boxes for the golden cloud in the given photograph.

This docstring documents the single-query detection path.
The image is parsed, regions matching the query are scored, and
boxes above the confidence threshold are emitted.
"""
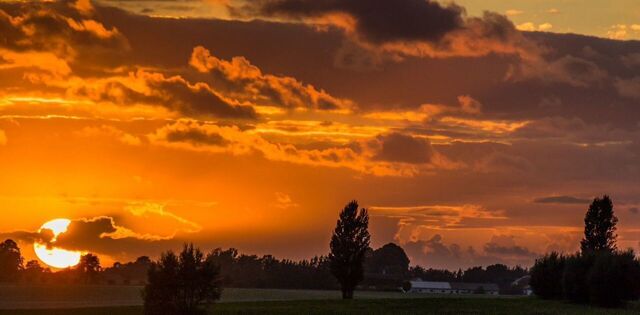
[147,119,451,176]
[190,46,355,112]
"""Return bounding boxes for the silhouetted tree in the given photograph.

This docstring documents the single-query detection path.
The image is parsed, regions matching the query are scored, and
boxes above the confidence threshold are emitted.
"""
[329,200,370,299]
[483,264,528,294]
[530,252,565,299]
[587,250,640,307]
[207,248,238,286]
[530,193,640,307]
[78,253,101,284]
[135,256,152,265]
[205,248,336,290]
[363,243,410,289]
[0,239,23,282]
[402,281,412,292]
[561,252,593,304]
[144,244,222,315]
[409,266,457,282]
[22,260,50,284]
[103,256,152,285]
[366,243,410,277]
[580,195,618,253]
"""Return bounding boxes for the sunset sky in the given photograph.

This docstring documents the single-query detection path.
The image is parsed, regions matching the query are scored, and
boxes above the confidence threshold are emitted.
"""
[1,0,639,270]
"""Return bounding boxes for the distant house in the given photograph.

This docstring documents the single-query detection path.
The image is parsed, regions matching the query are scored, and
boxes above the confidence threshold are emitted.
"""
[512,275,533,296]
[408,280,499,295]
[408,281,452,294]
[450,282,499,295]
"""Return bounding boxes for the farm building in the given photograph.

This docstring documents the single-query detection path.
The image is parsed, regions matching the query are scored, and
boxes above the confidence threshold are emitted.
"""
[408,281,499,295]
[408,281,452,294]
[450,282,499,295]
[512,275,533,296]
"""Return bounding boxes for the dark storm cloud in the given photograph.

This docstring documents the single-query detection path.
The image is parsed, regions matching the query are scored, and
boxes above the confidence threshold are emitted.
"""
[54,217,120,250]
[2,217,182,258]
[228,0,534,60]
[0,230,53,245]
[374,133,433,164]
[54,216,187,258]
[534,195,591,204]
[232,0,464,44]
[81,4,640,128]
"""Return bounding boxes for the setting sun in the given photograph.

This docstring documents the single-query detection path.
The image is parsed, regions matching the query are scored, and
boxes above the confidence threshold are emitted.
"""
[33,219,82,269]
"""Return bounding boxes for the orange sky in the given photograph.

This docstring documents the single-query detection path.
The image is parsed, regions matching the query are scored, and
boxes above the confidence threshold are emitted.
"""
[1,0,639,270]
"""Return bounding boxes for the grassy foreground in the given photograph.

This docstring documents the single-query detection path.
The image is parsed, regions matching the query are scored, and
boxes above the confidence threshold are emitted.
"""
[0,298,638,315]
[0,286,490,308]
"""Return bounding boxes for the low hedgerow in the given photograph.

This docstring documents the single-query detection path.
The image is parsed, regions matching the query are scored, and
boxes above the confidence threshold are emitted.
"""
[531,250,640,307]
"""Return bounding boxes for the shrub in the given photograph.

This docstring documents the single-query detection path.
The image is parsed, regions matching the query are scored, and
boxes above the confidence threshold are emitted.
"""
[530,252,565,300]
[587,250,640,307]
[401,281,411,292]
[143,244,222,315]
[562,252,594,304]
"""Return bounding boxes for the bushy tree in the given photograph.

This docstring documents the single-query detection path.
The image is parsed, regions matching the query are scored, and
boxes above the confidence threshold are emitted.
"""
[0,239,23,282]
[205,248,336,290]
[365,243,410,277]
[409,266,457,282]
[587,250,640,307]
[103,256,152,285]
[77,253,101,284]
[581,195,618,253]
[23,260,50,284]
[329,200,370,299]
[531,194,640,307]
[562,252,594,304]
[401,281,412,292]
[144,244,222,315]
[530,252,565,299]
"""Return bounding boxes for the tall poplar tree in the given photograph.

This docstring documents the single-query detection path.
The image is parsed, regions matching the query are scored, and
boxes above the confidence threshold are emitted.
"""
[329,200,370,299]
[580,195,618,253]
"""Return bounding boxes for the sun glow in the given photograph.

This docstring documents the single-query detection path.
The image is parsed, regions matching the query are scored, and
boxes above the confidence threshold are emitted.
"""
[33,219,82,269]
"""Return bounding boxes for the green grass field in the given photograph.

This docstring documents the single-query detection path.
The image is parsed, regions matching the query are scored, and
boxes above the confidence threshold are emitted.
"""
[0,285,504,309]
[0,286,638,314]
[0,298,638,315]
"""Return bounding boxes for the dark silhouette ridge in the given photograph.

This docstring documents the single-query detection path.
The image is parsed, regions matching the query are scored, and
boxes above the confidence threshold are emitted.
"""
[0,238,528,293]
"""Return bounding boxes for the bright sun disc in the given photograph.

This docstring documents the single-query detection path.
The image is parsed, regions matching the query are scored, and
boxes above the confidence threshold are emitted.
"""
[34,219,82,269]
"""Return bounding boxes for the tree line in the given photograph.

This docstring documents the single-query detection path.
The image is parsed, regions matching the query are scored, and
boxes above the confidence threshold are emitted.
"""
[0,242,103,285]
[6,197,634,314]
[141,200,528,314]
[0,240,526,292]
[530,195,640,307]
[0,200,533,315]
